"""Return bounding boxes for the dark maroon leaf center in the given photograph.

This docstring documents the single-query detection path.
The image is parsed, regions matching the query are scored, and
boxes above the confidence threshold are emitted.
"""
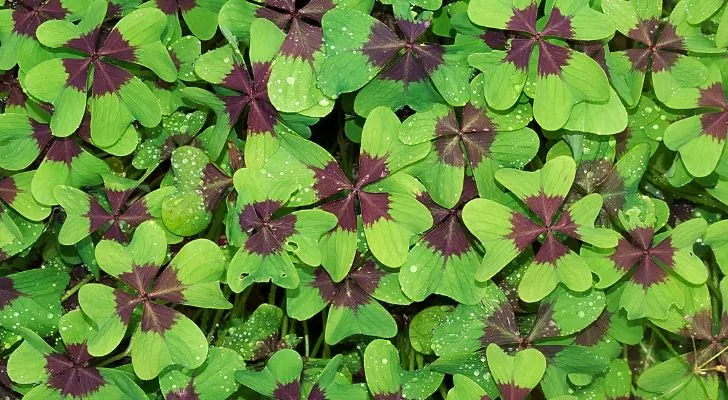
[311,154,394,230]
[114,264,186,333]
[0,277,22,309]
[155,0,196,15]
[610,227,675,287]
[83,187,154,243]
[697,83,728,141]
[571,159,626,218]
[0,69,28,107]
[45,343,105,397]
[61,28,138,96]
[507,192,579,263]
[433,104,496,167]
[239,199,298,255]
[10,0,67,37]
[272,381,301,400]
[311,261,382,311]
[418,178,478,257]
[363,19,445,85]
[167,381,200,400]
[255,0,333,60]
[220,62,278,134]
[625,19,684,72]
[503,5,574,75]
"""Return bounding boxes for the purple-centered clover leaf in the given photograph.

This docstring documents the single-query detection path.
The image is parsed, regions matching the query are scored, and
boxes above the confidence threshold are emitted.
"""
[398,178,486,304]
[78,221,231,380]
[24,0,177,146]
[226,164,337,293]
[583,196,708,320]
[462,156,619,302]
[147,0,225,41]
[287,256,410,345]
[0,0,89,71]
[54,173,174,245]
[431,282,610,381]
[467,0,620,132]
[399,94,538,207]
[319,8,471,116]
[602,0,724,110]
[7,310,148,400]
[664,65,728,178]
[290,106,431,277]
[219,0,340,114]
[236,349,368,400]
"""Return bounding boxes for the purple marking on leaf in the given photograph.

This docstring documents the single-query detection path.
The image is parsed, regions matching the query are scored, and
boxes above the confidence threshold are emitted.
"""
[682,310,714,340]
[247,96,278,134]
[167,381,200,400]
[298,0,334,23]
[612,228,675,287]
[118,264,160,294]
[434,135,464,166]
[273,381,301,400]
[87,198,114,232]
[529,302,561,340]
[201,163,232,211]
[573,159,626,218]
[480,304,521,346]
[240,201,298,255]
[0,277,21,309]
[396,20,429,43]
[11,0,67,37]
[45,344,105,398]
[503,37,534,71]
[119,199,152,228]
[654,23,684,51]
[359,192,392,226]
[308,384,326,400]
[412,44,445,74]
[362,22,404,68]
[497,384,530,400]
[99,29,136,62]
[575,310,611,346]
[701,111,728,141]
[66,29,99,55]
[507,4,538,35]
[422,215,471,257]
[256,7,294,30]
[356,153,388,187]
[524,191,564,225]
[280,19,323,61]
[91,61,133,96]
[29,119,53,151]
[540,7,573,39]
[321,194,357,231]
[103,222,127,243]
[698,83,727,109]
[156,0,197,14]
[537,41,571,77]
[264,0,295,13]
[150,267,185,304]
[311,161,352,200]
[651,50,679,73]
[311,261,382,310]
[0,178,17,205]
[222,95,249,127]
[534,233,569,263]
[222,63,252,93]
[627,19,660,46]
[552,211,578,239]
[105,189,133,216]
[141,302,178,333]
[114,289,140,325]
[380,50,428,83]
[508,212,544,251]
[482,30,508,50]
[62,58,91,92]
[1,71,27,108]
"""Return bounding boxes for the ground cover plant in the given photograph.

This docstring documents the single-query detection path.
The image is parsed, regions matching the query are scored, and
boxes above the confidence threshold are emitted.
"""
[0,0,727,397]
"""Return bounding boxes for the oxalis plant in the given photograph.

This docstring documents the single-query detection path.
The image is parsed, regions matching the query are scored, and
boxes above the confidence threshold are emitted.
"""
[0,0,728,397]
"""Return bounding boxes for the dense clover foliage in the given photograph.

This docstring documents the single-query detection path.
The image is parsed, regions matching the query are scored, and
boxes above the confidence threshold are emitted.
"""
[0,0,727,397]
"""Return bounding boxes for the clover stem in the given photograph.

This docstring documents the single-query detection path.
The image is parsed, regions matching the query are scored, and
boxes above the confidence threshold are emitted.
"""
[206,308,225,343]
[310,329,324,358]
[696,343,728,371]
[268,284,277,305]
[61,275,93,302]
[650,323,681,358]
[303,321,310,357]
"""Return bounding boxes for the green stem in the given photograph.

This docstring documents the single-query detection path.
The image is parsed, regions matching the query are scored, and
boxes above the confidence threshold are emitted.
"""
[206,308,225,343]
[97,342,132,367]
[268,284,278,305]
[303,321,310,358]
[61,275,93,302]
